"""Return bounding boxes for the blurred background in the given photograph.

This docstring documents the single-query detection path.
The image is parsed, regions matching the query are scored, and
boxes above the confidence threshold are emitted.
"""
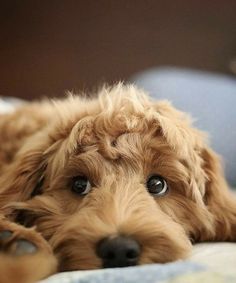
[0,0,236,99]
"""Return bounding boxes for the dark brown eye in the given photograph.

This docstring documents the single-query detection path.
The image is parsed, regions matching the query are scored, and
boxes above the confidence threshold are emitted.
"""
[146,175,168,196]
[71,176,92,195]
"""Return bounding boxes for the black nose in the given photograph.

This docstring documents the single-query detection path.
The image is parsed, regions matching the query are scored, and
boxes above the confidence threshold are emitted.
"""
[96,236,140,268]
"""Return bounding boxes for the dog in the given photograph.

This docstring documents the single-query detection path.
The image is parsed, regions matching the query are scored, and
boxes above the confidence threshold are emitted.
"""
[0,83,235,283]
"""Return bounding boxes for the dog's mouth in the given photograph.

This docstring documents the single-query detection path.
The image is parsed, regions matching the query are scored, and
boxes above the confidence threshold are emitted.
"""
[52,235,142,271]
[53,233,191,271]
[49,219,192,271]
[4,198,192,271]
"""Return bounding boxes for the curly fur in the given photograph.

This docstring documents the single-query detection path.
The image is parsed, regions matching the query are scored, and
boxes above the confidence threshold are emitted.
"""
[0,83,235,282]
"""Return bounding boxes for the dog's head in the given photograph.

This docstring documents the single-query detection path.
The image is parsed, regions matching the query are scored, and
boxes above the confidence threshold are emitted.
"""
[1,84,236,270]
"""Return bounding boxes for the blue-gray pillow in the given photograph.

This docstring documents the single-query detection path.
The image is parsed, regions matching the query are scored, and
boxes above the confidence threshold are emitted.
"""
[131,67,236,187]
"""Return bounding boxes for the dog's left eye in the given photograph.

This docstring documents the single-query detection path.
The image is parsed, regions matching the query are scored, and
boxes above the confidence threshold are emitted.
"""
[146,175,168,196]
[71,176,92,195]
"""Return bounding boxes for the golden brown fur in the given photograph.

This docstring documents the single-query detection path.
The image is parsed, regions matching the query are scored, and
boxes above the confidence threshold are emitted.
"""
[0,83,235,282]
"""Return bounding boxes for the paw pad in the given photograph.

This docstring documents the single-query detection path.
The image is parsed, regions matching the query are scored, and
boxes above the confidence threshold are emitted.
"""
[0,230,13,240]
[0,230,38,256]
[13,239,38,256]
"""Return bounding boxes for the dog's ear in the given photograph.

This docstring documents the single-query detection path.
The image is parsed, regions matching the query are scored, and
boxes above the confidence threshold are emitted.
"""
[154,101,236,240]
[0,144,48,213]
[201,147,236,241]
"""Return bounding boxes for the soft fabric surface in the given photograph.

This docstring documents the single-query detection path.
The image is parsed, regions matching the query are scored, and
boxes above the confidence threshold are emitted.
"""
[40,243,236,283]
[131,68,236,187]
[0,96,23,113]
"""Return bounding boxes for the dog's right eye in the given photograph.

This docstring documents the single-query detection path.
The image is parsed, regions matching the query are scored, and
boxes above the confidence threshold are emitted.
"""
[71,176,92,195]
[146,175,168,196]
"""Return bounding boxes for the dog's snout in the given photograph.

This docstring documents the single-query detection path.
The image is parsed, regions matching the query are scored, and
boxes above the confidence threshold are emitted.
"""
[96,236,140,268]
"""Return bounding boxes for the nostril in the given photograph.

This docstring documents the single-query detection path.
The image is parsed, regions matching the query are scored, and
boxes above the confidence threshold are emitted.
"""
[126,249,139,260]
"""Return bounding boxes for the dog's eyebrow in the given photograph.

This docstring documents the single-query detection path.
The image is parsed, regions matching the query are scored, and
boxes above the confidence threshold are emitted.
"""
[31,176,45,197]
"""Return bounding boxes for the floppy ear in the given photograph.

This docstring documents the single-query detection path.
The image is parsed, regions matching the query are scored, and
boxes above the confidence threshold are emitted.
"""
[0,141,48,220]
[0,125,72,220]
[154,100,236,241]
[0,128,53,220]
[201,147,236,241]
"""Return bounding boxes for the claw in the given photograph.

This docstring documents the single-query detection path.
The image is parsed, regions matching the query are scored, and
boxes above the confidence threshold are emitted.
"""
[0,230,13,241]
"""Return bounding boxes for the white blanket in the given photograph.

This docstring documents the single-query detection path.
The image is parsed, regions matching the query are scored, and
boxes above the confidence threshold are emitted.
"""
[40,243,236,283]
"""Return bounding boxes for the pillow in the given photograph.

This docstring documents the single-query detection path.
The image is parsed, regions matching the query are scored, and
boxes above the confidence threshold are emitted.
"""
[131,67,236,187]
[0,97,24,113]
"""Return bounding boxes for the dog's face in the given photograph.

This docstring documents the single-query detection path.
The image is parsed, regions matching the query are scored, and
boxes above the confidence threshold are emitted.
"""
[3,85,235,270]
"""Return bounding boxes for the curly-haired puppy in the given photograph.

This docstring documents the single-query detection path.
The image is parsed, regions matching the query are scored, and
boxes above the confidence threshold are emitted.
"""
[0,84,235,283]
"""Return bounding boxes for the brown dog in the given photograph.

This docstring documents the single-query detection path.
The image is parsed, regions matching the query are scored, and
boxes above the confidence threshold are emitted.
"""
[0,84,235,283]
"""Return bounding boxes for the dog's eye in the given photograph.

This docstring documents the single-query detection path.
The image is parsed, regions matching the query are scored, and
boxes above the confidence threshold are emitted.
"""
[71,176,92,195]
[146,175,168,196]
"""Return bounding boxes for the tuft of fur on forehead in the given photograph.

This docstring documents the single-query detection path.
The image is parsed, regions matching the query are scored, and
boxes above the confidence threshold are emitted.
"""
[48,84,205,157]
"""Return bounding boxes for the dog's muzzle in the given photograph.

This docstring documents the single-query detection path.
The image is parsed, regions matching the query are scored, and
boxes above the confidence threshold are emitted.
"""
[96,236,140,268]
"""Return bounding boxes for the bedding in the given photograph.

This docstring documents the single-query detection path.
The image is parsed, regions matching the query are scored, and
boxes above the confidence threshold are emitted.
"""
[0,96,23,113]
[39,243,236,283]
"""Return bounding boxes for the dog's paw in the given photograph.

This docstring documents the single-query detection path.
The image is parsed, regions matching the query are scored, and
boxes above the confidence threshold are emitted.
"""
[0,230,38,256]
[0,221,50,257]
[0,221,57,283]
